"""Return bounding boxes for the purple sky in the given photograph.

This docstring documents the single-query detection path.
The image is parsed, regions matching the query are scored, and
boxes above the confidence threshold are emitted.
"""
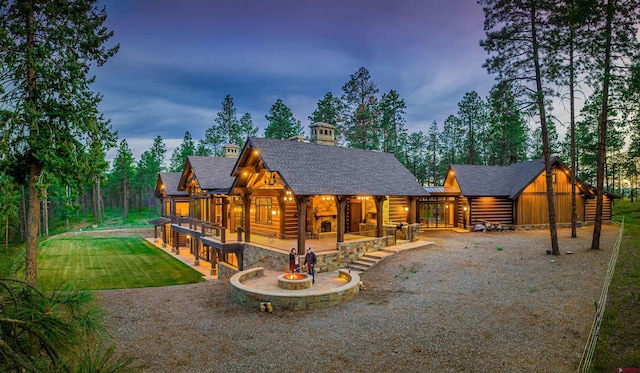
[95,0,496,161]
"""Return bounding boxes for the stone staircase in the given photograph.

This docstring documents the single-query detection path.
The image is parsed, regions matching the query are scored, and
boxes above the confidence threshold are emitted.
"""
[345,240,436,274]
[346,248,396,273]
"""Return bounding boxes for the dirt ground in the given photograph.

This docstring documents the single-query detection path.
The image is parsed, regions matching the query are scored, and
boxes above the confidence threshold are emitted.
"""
[98,225,620,373]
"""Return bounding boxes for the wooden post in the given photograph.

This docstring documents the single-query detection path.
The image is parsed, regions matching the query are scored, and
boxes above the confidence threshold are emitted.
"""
[408,197,417,224]
[336,196,347,243]
[375,196,386,238]
[193,235,200,266]
[243,193,251,242]
[222,196,229,229]
[297,195,307,255]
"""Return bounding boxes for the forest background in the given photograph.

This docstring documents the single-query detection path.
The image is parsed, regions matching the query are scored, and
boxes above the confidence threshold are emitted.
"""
[1,0,640,257]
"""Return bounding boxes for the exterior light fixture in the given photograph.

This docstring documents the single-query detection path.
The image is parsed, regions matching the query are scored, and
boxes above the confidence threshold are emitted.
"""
[404,207,409,212]
[272,210,277,215]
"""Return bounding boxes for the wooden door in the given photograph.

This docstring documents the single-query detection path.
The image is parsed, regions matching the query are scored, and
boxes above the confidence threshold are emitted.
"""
[349,201,362,232]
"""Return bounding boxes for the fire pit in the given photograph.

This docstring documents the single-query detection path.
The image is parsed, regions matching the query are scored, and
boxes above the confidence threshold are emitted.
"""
[277,273,312,290]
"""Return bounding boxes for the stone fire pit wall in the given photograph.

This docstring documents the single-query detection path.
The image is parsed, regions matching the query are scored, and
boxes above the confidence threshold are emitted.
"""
[230,267,360,311]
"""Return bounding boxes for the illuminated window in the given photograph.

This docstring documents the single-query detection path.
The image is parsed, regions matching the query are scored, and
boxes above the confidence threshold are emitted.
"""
[223,253,238,267]
[255,197,272,224]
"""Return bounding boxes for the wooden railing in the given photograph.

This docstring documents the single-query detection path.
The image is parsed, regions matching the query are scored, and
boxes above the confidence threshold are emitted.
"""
[170,215,236,244]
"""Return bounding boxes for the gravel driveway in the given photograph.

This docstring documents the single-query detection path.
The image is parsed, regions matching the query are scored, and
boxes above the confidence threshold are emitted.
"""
[98,225,619,372]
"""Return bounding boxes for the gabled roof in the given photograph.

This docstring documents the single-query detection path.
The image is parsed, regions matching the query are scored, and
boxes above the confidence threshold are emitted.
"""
[179,156,237,194]
[233,137,428,196]
[156,172,188,197]
[449,157,593,199]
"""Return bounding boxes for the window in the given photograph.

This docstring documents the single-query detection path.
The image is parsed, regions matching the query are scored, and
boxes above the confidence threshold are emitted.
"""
[255,197,272,224]
[223,253,238,267]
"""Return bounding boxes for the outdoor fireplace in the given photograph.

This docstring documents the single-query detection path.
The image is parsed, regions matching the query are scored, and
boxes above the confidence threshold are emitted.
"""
[321,220,331,232]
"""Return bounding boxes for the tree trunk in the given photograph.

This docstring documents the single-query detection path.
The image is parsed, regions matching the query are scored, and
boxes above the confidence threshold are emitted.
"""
[591,0,613,251]
[20,186,26,241]
[530,3,559,255]
[569,9,577,238]
[123,179,128,221]
[5,215,8,253]
[92,181,97,219]
[42,188,48,238]
[97,176,103,224]
[26,165,40,286]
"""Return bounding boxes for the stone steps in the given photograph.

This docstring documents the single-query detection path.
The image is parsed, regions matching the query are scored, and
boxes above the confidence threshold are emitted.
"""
[344,241,435,273]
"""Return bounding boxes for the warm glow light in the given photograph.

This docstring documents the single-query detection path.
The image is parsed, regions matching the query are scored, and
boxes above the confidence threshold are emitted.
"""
[404,207,409,212]
[243,172,248,176]
[463,206,468,211]
[272,210,277,215]
[253,150,258,155]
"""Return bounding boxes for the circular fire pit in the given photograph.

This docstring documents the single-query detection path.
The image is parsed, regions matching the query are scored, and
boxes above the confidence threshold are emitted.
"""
[277,273,312,290]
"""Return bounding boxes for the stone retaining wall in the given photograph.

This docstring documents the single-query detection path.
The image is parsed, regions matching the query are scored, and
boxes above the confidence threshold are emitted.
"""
[230,267,360,311]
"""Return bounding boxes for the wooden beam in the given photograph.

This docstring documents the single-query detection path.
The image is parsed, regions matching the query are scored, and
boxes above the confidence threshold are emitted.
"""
[375,196,386,237]
[243,192,251,242]
[336,196,347,243]
[296,195,308,255]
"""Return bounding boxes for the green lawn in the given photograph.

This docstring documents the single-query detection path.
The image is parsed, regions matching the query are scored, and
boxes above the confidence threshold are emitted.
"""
[591,200,640,371]
[37,235,204,290]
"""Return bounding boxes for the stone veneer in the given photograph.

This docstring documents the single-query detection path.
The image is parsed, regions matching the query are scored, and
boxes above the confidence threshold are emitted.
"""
[230,267,360,311]
[217,235,396,278]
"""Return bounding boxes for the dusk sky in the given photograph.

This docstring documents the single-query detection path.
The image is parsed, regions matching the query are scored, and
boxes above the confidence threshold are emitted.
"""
[94,0,497,161]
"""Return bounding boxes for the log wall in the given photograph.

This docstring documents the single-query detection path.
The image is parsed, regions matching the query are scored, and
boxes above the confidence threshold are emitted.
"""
[469,197,513,225]
[388,196,408,222]
[585,195,613,221]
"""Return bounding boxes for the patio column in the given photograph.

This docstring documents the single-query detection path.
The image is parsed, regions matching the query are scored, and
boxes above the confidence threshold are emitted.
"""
[170,199,176,216]
[193,234,200,266]
[296,195,308,255]
[243,192,251,242]
[221,196,229,229]
[172,230,178,253]
[375,196,386,238]
[277,195,286,236]
[408,197,417,224]
[335,195,347,243]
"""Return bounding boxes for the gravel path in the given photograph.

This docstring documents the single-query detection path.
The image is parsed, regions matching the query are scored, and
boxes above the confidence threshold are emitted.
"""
[98,225,619,372]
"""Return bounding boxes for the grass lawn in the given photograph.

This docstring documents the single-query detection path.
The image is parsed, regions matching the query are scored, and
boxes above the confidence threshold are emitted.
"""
[591,200,640,371]
[37,235,204,291]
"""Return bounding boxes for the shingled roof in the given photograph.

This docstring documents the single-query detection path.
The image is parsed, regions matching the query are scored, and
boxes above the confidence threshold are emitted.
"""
[180,156,237,194]
[157,172,188,197]
[239,137,427,196]
[449,157,580,198]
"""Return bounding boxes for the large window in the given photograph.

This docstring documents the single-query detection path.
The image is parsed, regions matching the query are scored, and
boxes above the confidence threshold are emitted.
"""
[255,197,272,224]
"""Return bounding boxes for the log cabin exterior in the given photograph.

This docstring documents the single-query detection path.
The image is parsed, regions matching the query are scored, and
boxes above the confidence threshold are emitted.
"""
[172,149,242,270]
[151,172,189,246]
[230,128,428,256]
[436,157,617,230]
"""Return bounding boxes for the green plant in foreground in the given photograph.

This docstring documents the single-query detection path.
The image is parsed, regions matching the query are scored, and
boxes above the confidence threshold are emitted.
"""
[0,278,132,372]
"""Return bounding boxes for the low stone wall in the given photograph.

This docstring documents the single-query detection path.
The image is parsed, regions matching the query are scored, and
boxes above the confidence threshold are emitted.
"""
[242,243,290,271]
[217,262,238,281]
[316,236,392,272]
[230,268,360,311]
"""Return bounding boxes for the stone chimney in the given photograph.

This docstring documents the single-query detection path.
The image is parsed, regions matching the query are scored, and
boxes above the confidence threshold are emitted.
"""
[287,135,306,142]
[309,122,336,146]
[223,144,239,158]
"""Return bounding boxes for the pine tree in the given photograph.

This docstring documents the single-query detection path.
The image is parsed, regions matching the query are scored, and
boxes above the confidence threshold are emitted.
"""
[341,67,380,149]
[264,99,304,139]
[0,0,118,285]
[378,90,407,158]
[486,81,529,165]
[239,113,258,142]
[481,0,560,254]
[169,131,197,171]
